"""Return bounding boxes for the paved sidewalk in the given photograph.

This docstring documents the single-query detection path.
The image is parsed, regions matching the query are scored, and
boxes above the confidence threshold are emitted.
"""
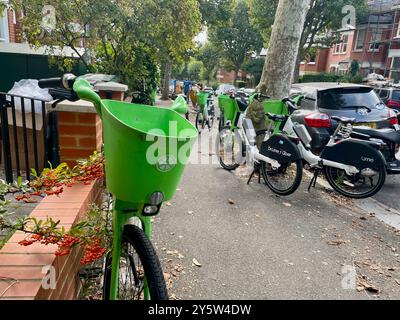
[153,131,400,300]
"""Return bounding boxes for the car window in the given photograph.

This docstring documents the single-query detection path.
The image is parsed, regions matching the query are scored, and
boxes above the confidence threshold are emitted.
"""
[318,88,381,110]
[291,87,316,110]
[378,89,389,100]
[300,96,316,110]
[391,90,400,101]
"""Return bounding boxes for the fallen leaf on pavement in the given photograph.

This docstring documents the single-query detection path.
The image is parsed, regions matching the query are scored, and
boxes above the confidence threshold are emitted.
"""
[327,239,348,246]
[358,280,380,294]
[192,258,202,267]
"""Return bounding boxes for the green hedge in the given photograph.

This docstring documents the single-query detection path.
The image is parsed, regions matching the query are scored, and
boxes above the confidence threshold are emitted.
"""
[299,73,348,83]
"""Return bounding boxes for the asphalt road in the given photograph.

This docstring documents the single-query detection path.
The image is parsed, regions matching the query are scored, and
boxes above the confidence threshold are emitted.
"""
[373,175,400,212]
[152,132,400,300]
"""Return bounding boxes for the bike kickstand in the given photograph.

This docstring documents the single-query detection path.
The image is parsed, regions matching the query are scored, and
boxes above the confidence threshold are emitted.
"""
[308,169,320,192]
[247,166,262,185]
[247,170,257,185]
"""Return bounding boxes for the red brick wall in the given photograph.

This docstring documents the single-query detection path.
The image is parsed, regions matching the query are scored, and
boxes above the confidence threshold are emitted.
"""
[300,48,329,74]
[7,10,22,43]
[7,10,15,43]
[0,180,103,300]
[58,112,103,167]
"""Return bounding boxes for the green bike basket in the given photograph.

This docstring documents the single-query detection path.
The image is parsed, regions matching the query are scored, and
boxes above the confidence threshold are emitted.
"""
[263,100,289,115]
[263,100,289,127]
[101,100,198,204]
[219,94,239,124]
[197,92,208,110]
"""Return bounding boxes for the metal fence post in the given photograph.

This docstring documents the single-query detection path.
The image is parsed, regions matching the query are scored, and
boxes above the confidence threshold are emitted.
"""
[0,94,13,183]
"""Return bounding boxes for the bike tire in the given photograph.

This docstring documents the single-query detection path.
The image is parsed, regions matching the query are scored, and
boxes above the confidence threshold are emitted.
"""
[216,126,241,171]
[103,224,168,300]
[261,159,303,196]
[195,111,203,133]
[324,165,386,199]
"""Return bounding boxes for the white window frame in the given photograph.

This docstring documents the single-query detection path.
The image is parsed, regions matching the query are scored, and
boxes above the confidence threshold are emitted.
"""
[341,34,349,53]
[354,29,366,52]
[396,20,400,38]
[369,29,382,52]
[334,41,341,54]
[0,9,10,43]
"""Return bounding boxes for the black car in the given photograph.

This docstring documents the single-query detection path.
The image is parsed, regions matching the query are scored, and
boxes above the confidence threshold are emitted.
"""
[290,83,398,152]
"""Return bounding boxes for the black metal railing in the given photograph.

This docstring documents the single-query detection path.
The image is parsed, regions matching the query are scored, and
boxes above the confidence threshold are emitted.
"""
[0,93,60,183]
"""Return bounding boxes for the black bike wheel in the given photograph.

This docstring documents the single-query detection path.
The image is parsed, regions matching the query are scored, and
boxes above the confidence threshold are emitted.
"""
[195,111,203,133]
[324,165,386,199]
[261,159,303,196]
[208,116,214,130]
[216,126,242,171]
[218,115,225,132]
[103,224,168,300]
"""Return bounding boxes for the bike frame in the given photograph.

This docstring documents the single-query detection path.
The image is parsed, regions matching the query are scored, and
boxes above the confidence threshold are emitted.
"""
[233,114,282,169]
[282,117,361,175]
[110,200,152,300]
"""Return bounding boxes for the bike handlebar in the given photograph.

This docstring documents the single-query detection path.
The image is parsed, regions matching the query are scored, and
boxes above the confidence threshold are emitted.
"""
[39,74,76,90]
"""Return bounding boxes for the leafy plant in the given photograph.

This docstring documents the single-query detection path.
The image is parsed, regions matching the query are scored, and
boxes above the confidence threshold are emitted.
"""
[0,152,108,265]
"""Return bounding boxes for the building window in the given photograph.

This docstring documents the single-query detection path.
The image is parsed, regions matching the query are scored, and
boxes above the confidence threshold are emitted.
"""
[0,9,10,42]
[369,30,382,51]
[342,34,349,53]
[396,20,400,38]
[334,41,341,54]
[355,29,367,51]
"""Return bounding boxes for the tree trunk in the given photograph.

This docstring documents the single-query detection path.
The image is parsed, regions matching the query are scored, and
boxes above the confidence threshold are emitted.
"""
[233,69,239,86]
[162,60,172,101]
[258,0,311,99]
[292,51,302,84]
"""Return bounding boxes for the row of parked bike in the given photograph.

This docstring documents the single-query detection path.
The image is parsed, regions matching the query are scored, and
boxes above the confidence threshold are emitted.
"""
[193,89,400,200]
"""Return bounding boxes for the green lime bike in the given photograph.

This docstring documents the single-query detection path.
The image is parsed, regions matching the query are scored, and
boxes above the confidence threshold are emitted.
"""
[195,91,215,133]
[39,74,198,300]
[216,93,305,196]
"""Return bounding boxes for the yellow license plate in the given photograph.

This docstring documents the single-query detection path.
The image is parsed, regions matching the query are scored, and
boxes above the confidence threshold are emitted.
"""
[354,123,377,129]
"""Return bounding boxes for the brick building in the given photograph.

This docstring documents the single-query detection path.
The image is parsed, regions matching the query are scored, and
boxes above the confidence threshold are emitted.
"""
[300,0,400,81]
[0,8,22,44]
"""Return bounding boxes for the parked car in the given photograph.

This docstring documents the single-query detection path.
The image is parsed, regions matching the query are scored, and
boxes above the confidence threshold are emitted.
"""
[374,86,400,110]
[203,86,215,95]
[290,82,398,152]
[216,84,236,96]
[237,88,256,98]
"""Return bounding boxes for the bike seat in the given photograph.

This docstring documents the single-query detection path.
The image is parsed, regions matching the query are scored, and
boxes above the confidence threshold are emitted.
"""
[353,127,400,145]
[266,113,286,122]
[236,98,248,112]
[282,98,299,113]
[331,116,356,124]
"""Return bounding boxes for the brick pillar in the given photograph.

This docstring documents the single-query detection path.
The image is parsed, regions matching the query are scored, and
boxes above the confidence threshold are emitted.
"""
[94,82,128,102]
[58,112,102,168]
[57,82,127,167]
[7,10,15,43]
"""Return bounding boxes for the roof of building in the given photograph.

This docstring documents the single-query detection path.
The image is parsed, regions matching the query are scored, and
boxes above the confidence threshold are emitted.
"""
[369,0,400,13]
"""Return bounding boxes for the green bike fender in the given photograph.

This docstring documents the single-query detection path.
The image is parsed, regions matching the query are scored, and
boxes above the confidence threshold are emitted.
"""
[73,78,102,117]
[171,96,189,115]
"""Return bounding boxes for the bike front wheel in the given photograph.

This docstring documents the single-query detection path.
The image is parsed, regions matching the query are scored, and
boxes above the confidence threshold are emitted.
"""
[324,165,386,199]
[261,159,303,196]
[216,126,242,171]
[103,224,168,300]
